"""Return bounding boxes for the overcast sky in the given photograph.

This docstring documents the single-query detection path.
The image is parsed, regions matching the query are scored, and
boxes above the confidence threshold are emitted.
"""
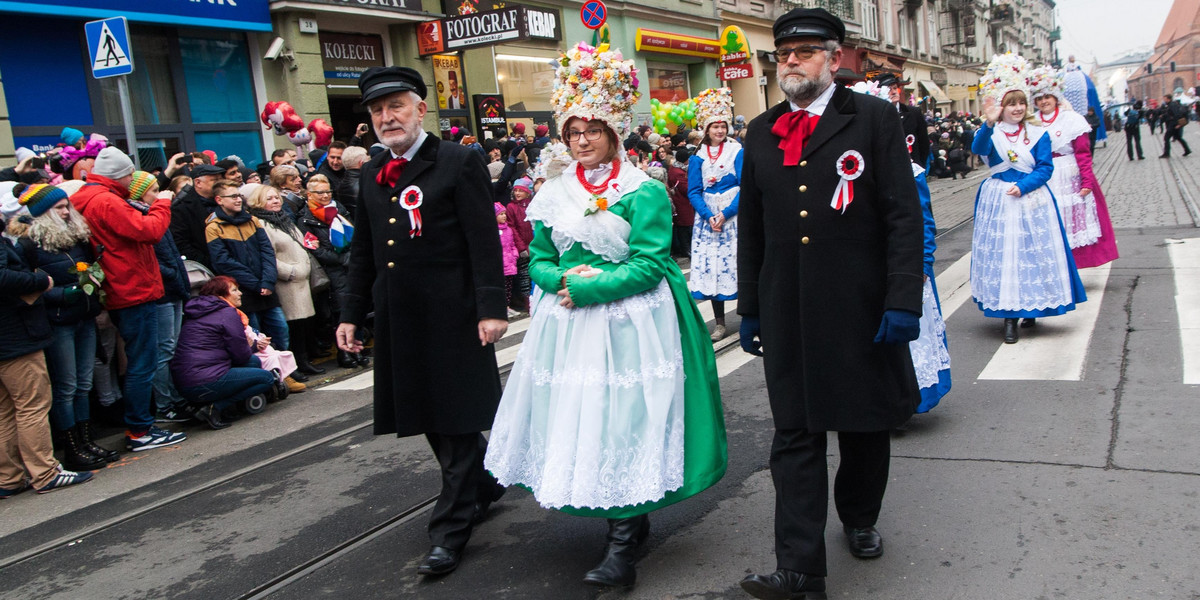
[1053,0,1173,68]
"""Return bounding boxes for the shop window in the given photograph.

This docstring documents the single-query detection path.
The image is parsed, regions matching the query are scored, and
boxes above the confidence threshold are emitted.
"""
[496,54,557,112]
[99,30,180,126]
[180,34,257,124]
[647,64,690,104]
[0,17,94,128]
[195,130,264,169]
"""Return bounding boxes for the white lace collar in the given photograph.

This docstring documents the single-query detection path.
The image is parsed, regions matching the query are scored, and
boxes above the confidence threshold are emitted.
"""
[526,158,651,264]
[1038,109,1092,154]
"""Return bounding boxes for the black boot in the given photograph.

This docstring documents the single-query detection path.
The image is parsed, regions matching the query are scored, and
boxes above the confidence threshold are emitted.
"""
[62,425,106,471]
[78,421,119,463]
[582,515,650,588]
[337,350,359,369]
[1020,317,1037,328]
[290,320,326,375]
[1003,318,1019,344]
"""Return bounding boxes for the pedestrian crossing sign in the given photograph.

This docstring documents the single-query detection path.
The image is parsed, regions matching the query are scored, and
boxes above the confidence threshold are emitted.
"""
[85,17,134,79]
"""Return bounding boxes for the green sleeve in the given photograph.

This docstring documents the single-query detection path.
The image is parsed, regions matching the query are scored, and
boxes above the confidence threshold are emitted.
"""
[528,222,568,293]
[567,180,674,307]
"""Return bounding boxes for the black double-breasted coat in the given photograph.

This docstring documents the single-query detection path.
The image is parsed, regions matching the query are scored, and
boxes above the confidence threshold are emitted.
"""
[344,134,507,437]
[737,85,924,433]
[896,101,930,169]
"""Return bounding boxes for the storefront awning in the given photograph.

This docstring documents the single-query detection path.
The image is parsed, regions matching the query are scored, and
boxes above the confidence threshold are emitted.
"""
[270,0,431,23]
[919,80,950,104]
[0,0,272,31]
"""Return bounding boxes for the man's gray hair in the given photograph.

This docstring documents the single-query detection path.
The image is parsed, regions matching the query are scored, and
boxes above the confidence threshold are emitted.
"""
[342,146,369,169]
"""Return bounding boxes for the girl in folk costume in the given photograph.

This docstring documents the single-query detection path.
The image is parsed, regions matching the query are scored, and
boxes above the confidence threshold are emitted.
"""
[687,87,742,341]
[971,54,1086,344]
[484,42,727,588]
[1027,66,1119,269]
[852,80,952,411]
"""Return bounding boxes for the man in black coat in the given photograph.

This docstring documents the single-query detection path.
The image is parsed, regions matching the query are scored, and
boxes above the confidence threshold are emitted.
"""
[170,164,224,268]
[870,71,929,169]
[736,8,924,599]
[338,66,509,578]
[1160,94,1192,158]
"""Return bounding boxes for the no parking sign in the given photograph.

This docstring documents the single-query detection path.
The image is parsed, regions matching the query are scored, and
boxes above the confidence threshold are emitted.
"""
[580,0,607,30]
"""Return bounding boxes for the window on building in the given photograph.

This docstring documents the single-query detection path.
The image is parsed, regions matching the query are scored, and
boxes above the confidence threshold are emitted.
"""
[647,64,691,104]
[99,29,180,126]
[898,9,910,49]
[882,0,894,44]
[496,54,557,113]
[861,0,879,41]
[179,34,257,124]
[927,9,938,56]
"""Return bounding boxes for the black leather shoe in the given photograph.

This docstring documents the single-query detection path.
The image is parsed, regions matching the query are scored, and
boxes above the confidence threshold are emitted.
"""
[296,361,325,375]
[1020,318,1037,329]
[355,353,371,368]
[337,350,359,369]
[1160,154,1170,159]
[844,526,883,558]
[417,546,460,576]
[740,569,827,599]
[1003,318,1019,344]
[582,515,650,587]
[289,371,310,383]
[194,404,231,430]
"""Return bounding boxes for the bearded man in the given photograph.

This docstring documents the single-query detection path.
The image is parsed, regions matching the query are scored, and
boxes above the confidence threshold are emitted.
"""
[735,8,925,598]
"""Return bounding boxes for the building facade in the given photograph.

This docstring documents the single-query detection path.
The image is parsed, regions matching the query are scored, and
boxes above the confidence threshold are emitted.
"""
[1127,0,1200,103]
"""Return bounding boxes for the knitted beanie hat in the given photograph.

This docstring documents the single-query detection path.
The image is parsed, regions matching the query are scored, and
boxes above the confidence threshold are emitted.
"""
[92,147,135,179]
[60,127,85,146]
[512,177,533,194]
[128,171,157,200]
[18,183,69,218]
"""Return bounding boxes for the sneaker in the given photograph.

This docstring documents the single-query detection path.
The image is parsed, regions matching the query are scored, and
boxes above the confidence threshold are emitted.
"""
[126,426,187,452]
[0,481,29,499]
[35,465,94,494]
[155,408,192,423]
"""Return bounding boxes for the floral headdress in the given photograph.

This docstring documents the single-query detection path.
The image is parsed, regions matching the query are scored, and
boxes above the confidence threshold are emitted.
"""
[1026,65,1067,104]
[696,87,734,133]
[849,80,889,100]
[551,42,641,138]
[527,141,572,182]
[980,53,1030,105]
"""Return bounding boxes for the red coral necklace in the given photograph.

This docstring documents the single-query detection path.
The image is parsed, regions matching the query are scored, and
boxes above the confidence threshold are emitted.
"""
[1002,123,1024,142]
[706,141,724,161]
[576,160,621,196]
[1040,106,1060,125]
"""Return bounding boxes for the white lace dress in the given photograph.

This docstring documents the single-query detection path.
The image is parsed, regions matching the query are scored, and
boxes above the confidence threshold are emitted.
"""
[1040,110,1100,248]
[485,161,688,511]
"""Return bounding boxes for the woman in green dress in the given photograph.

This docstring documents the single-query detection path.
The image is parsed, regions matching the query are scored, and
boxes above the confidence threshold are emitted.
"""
[483,42,727,589]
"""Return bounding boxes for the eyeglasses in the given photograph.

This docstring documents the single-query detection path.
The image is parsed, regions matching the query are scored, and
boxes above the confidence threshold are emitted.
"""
[772,45,829,62]
[565,128,606,142]
[217,193,244,200]
[308,190,333,196]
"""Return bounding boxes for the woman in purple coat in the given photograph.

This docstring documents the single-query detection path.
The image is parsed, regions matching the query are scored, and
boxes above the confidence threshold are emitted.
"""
[171,275,276,430]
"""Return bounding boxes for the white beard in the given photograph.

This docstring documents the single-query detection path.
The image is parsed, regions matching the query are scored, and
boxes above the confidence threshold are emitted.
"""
[779,67,832,106]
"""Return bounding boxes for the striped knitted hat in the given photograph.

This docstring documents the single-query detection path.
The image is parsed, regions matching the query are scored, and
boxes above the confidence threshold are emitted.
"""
[128,171,157,201]
[18,183,68,218]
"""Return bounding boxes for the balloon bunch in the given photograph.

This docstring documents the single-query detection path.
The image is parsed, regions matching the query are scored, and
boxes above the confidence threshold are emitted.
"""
[649,97,699,136]
[260,101,333,149]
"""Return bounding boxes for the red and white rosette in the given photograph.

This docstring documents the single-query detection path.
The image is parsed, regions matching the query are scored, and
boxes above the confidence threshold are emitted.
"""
[399,185,424,238]
[905,134,915,155]
[831,150,864,213]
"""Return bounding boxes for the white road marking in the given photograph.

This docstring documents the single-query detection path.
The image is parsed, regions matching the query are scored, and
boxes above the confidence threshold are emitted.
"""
[1167,238,1200,384]
[977,264,1111,381]
[935,252,974,319]
[320,370,374,391]
[502,316,531,339]
[716,348,758,377]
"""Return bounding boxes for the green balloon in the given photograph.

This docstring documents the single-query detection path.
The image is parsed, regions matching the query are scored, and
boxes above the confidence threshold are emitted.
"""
[651,98,660,106]
[655,118,667,128]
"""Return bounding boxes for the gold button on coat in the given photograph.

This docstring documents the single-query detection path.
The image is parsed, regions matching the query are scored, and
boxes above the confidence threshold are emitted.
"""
[800,210,808,218]
[387,262,395,268]
[391,196,398,203]
[389,217,397,224]
[801,236,810,244]
[387,240,395,246]
[799,185,808,193]
[799,160,807,167]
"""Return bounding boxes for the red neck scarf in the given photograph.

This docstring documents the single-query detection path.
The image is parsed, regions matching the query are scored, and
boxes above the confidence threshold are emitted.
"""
[771,110,820,166]
[376,157,409,188]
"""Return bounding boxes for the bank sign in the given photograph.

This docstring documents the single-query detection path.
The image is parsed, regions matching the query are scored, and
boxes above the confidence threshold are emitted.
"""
[417,4,561,56]
[1,0,271,31]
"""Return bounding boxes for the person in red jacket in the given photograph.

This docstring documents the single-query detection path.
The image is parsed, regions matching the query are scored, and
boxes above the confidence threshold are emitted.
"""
[72,148,187,453]
[667,148,694,258]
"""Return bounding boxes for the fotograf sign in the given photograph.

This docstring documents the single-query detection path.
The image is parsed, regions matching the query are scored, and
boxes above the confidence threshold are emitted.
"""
[3,0,270,31]
[417,5,559,55]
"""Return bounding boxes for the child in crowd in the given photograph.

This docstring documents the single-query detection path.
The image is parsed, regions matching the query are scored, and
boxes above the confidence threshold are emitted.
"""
[495,202,519,317]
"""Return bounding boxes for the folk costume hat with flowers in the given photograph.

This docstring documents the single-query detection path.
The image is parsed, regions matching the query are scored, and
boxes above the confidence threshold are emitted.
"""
[1026,65,1070,107]
[550,42,641,138]
[696,87,735,134]
[980,53,1031,105]
[1026,65,1091,153]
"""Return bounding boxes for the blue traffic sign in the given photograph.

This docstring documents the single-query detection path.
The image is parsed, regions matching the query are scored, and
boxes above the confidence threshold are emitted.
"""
[580,0,607,30]
[84,17,134,79]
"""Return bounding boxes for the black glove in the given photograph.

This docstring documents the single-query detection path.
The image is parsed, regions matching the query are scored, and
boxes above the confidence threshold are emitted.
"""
[739,315,763,356]
[873,309,921,344]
